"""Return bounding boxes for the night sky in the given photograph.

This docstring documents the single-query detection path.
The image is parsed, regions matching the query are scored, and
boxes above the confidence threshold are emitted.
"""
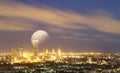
[0,0,120,53]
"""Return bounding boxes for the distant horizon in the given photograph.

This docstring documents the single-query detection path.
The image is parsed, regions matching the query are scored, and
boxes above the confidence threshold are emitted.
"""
[0,46,119,53]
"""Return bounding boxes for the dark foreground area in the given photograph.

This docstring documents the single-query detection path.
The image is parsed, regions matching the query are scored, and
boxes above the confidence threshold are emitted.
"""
[0,61,120,73]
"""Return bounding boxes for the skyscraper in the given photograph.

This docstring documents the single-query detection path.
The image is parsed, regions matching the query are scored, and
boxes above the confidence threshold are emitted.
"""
[32,40,39,57]
[11,48,15,59]
[18,47,24,58]
[57,46,62,60]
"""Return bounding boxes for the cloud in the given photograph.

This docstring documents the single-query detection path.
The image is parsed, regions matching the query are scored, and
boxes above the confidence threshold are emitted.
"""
[0,1,85,30]
[59,33,117,42]
[0,0,120,35]
[0,17,36,31]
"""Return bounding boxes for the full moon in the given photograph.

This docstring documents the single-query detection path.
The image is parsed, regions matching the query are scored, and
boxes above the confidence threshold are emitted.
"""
[31,30,49,45]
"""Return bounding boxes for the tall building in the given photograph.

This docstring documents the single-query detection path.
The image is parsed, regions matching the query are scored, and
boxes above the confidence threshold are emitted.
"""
[32,40,39,57]
[11,48,15,59]
[45,48,48,55]
[11,48,18,63]
[18,47,24,58]
[57,47,62,60]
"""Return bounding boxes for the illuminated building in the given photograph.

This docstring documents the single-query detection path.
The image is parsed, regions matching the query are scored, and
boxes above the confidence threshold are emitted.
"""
[58,48,61,57]
[45,48,48,55]
[57,47,62,60]
[11,48,19,63]
[0,53,11,64]
[32,40,39,57]
[52,48,55,54]
[18,47,24,58]
[11,48,15,63]
[88,57,93,64]
[11,48,15,59]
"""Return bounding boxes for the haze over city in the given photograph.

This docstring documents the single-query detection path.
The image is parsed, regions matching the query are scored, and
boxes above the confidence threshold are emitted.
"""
[0,0,120,53]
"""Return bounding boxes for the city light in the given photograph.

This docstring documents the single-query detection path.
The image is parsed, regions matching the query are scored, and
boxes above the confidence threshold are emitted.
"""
[0,48,120,72]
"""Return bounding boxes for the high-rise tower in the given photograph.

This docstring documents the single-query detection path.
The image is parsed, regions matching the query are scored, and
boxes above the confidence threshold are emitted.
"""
[18,47,24,58]
[32,40,39,57]
[11,48,15,59]
[57,46,62,59]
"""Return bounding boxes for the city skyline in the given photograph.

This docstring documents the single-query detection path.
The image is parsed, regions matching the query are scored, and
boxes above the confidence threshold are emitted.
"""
[0,0,120,53]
